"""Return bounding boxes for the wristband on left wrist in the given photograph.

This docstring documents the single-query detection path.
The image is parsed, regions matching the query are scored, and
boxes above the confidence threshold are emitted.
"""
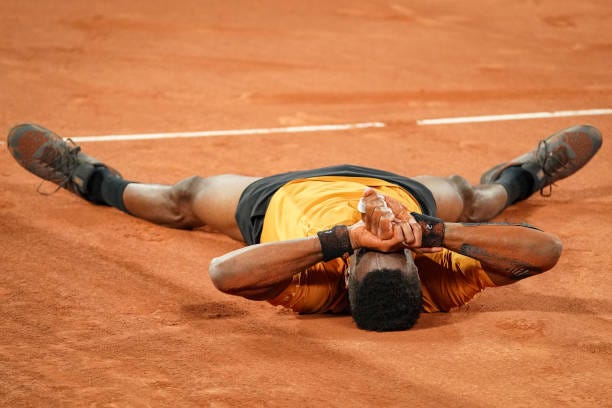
[410,212,445,247]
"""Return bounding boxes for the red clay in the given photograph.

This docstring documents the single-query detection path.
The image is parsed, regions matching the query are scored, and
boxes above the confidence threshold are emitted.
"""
[1,1,611,406]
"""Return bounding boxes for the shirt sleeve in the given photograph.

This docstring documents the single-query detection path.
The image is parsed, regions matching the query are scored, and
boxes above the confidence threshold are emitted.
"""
[415,249,496,312]
[267,258,350,314]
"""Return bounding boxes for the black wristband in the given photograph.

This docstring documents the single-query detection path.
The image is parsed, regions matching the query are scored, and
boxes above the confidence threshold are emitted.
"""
[317,225,354,261]
[410,212,445,248]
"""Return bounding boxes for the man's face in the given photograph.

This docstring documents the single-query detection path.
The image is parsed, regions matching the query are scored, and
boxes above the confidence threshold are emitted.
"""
[346,248,422,331]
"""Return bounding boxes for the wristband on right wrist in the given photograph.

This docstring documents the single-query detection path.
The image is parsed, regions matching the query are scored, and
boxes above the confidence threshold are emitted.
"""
[410,212,445,247]
[317,225,354,261]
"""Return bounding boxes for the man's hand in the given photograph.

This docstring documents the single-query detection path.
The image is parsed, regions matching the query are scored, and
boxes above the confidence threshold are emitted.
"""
[348,220,406,253]
[358,188,396,240]
[356,188,443,253]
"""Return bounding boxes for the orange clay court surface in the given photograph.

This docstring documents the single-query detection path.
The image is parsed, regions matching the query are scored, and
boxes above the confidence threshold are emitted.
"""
[1,1,611,406]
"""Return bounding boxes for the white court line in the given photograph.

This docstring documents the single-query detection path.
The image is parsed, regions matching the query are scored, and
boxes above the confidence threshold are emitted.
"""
[2,108,609,144]
[68,122,386,142]
[417,108,612,125]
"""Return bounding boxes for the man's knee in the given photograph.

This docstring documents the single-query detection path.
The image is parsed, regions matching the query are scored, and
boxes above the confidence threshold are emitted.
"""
[447,175,508,222]
[165,176,208,228]
[447,175,477,222]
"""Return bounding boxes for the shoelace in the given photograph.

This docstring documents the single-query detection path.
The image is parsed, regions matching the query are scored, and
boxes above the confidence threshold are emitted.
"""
[535,139,558,197]
[36,138,81,195]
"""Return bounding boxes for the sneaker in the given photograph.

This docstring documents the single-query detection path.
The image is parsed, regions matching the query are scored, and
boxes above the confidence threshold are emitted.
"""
[7,123,119,200]
[480,125,602,195]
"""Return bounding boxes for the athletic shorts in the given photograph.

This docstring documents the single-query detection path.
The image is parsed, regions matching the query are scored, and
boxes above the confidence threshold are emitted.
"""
[235,164,437,245]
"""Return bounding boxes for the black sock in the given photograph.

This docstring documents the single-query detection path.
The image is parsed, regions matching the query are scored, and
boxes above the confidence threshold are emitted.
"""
[495,166,535,206]
[87,167,131,213]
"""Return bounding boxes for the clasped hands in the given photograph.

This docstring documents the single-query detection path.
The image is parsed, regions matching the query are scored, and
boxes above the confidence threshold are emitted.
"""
[348,188,441,253]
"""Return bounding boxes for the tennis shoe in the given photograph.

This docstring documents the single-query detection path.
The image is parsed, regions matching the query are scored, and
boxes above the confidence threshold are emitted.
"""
[480,125,602,196]
[7,123,119,200]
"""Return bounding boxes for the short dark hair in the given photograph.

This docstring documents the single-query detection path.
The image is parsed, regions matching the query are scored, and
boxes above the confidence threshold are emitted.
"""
[348,267,422,331]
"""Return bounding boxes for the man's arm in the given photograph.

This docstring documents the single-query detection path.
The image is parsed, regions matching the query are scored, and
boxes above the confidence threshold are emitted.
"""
[209,222,407,300]
[440,222,562,285]
[376,192,563,285]
[209,237,323,300]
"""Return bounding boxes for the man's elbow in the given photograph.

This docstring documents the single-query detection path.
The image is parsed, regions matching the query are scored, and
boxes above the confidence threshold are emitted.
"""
[208,257,235,294]
[514,233,562,280]
[208,258,276,301]
[539,233,563,272]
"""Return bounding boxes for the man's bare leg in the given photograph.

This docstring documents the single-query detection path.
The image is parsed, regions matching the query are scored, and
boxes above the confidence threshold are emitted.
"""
[414,175,508,223]
[6,122,260,242]
[415,125,603,223]
[122,175,259,241]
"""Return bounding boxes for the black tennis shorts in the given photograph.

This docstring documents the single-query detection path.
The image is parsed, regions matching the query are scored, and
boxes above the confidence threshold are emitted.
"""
[235,164,437,245]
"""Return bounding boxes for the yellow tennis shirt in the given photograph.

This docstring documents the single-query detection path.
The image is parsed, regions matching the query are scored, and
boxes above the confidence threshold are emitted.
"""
[259,176,496,313]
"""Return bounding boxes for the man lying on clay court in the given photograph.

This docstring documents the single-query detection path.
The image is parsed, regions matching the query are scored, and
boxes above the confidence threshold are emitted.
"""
[7,123,602,331]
